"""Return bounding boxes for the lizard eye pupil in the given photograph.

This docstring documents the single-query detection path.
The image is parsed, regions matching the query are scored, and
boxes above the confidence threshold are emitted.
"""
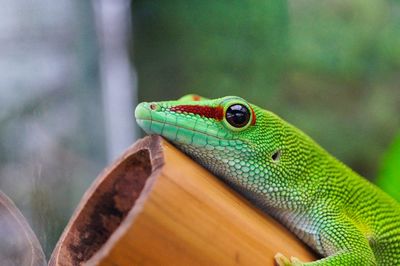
[226,104,250,128]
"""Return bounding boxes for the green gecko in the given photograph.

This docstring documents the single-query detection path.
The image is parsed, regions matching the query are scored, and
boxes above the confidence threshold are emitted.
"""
[135,95,400,265]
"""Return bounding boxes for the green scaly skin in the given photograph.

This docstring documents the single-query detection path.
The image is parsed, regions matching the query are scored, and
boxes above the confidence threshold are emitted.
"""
[135,95,400,265]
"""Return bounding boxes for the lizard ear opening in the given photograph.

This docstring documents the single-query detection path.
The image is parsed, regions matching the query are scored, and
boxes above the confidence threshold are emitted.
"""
[271,150,281,162]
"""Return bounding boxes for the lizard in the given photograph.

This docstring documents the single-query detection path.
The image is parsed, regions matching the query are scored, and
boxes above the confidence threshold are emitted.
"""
[134,94,400,265]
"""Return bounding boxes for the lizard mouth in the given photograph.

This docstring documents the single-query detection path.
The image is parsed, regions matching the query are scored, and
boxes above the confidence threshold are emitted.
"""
[135,102,230,145]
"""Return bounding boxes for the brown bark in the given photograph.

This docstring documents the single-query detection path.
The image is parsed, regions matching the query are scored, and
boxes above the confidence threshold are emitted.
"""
[49,135,316,266]
[0,190,46,266]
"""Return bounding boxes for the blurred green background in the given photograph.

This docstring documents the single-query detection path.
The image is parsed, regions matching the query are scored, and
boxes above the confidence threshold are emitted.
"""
[133,0,400,179]
[0,0,399,259]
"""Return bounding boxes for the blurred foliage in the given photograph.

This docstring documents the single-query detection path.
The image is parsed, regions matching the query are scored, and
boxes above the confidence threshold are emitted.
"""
[377,132,400,202]
[132,0,288,100]
[132,0,400,179]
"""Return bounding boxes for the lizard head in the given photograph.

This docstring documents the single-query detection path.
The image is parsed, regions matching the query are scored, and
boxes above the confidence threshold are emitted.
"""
[135,95,323,211]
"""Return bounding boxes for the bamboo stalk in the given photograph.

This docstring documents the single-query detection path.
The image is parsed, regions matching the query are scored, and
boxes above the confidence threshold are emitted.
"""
[49,135,316,266]
[0,190,46,266]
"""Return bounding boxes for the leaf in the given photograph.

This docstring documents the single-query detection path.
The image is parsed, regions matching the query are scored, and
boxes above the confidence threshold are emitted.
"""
[377,133,400,202]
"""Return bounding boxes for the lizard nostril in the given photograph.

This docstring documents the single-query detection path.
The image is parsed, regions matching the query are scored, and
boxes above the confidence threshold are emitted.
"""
[149,103,158,110]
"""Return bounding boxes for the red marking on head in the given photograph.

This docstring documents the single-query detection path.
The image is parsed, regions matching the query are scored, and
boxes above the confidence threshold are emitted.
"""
[192,95,201,101]
[250,107,256,125]
[170,105,224,121]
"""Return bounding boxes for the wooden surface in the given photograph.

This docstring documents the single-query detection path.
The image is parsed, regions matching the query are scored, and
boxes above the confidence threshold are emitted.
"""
[50,136,316,266]
[0,190,46,266]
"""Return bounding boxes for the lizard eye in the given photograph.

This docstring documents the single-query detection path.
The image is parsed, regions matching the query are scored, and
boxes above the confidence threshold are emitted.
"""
[225,104,251,128]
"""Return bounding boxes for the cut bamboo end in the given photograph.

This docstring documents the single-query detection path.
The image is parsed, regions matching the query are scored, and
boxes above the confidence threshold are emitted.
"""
[0,190,46,266]
[49,135,316,266]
